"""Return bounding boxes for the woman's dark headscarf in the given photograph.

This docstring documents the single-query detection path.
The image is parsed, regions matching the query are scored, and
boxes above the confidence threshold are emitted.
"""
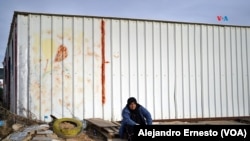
[127,97,137,107]
[126,97,146,125]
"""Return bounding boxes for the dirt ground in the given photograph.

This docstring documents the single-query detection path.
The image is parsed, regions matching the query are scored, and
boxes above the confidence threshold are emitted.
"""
[1,119,249,141]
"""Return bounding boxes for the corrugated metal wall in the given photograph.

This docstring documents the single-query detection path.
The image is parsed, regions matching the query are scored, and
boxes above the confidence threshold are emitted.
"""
[12,13,250,121]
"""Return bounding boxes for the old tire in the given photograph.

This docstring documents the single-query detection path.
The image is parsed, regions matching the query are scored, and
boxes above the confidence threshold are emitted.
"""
[53,118,82,138]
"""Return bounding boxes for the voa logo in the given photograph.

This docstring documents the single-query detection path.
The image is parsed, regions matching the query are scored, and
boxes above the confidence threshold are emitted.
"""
[217,16,228,22]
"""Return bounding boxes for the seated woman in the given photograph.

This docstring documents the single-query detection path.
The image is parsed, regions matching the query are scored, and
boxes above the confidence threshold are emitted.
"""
[119,97,152,141]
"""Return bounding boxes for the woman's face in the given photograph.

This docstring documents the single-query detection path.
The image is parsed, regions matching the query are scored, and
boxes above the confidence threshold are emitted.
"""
[129,102,137,110]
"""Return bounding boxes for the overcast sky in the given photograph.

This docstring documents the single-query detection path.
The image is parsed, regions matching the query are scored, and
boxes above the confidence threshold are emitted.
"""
[0,0,250,68]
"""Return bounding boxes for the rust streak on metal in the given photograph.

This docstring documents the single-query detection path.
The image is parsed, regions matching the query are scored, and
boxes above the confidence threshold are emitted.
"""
[101,19,106,105]
[54,45,68,62]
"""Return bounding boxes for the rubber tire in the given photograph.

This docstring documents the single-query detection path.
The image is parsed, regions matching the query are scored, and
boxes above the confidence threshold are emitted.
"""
[53,118,83,138]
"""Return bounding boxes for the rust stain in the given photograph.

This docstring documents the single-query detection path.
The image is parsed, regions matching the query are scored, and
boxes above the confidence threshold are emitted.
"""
[66,103,70,108]
[47,30,51,34]
[54,45,68,62]
[65,74,70,79]
[59,99,62,105]
[101,19,106,105]
[57,35,63,40]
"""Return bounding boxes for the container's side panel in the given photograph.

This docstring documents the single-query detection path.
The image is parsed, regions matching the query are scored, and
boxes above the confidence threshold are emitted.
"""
[182,24,190,118]
[225,27,233,116]
[51,16,63,118]
[213,26,222,117]
[145,21,154,118]
[195,25,202,118]
[236,27,244,116]
[219,26,227,117]
[17,15,29,117]
[168,23,176,119]
[207,26,215,117]
[188,24,197,118]
[160,23,169,119]
[111,19,121,121]
[83,17,94,118]
[62,16,74,117]
[137,21,146,110]
[175,24,184,119]
[241,28,249,116]
[231,27,238,116]
[103,19,112,120]
[29,14,41,119]
[201,25,209,117]
[152,22,162,119]
[40,15,53,121]
[73,17,84,119]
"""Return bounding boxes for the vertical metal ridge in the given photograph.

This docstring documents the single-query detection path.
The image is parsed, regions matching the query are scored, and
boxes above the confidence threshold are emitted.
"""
[167,23,170,119]
[212,26,216,116]
[128,20,131,97]
[38,15,42,117]
[181,24,184,118]
[159,22,163,119]
[110,19,114,120]
[82,17,85,119]
[50,16,53,115]
[174,24,177,118]
[218,27,222,117]
[230,27,234,116]
[136,21,139,101]
[144,22,147,107]
[206,26,210,117]
[27,14,31,117]
[152,22,155,118]
[194,25,198,118]
[62,16,64,117]
[240,28,245,115]
[246,29,250,115]
[119,20,122,114]
[235,27,239,115]
[224,27,228,116]
[72,17,75,117]
[92,18,95,117]
[187,25,191,118]
[200,25,204,118]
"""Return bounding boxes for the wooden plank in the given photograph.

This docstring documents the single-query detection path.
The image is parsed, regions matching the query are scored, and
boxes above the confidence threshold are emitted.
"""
[112,121,121,126]
[86,118,118,127]
[103,127,115,133]
[110,127,119,133]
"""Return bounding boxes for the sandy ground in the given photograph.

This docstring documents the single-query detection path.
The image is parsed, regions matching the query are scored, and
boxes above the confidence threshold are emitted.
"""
[1,119,249,141]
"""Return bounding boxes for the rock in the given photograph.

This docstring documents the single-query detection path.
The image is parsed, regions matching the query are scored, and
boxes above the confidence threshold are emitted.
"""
[12,123,24,131]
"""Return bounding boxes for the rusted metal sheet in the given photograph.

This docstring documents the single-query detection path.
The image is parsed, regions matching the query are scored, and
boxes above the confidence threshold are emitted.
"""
[4,11,250,121]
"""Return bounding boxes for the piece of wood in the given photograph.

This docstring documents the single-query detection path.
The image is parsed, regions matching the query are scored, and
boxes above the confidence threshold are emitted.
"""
[110,127,119,133]
[103,127,115,133]
[112,121,121,126]
[86,118,118,127]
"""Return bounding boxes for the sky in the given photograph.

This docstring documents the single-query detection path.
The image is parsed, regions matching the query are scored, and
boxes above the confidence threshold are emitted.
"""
[0,0,250,68]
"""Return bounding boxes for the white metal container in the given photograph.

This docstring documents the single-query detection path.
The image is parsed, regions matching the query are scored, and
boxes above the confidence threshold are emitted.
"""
[3,11,250,121]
